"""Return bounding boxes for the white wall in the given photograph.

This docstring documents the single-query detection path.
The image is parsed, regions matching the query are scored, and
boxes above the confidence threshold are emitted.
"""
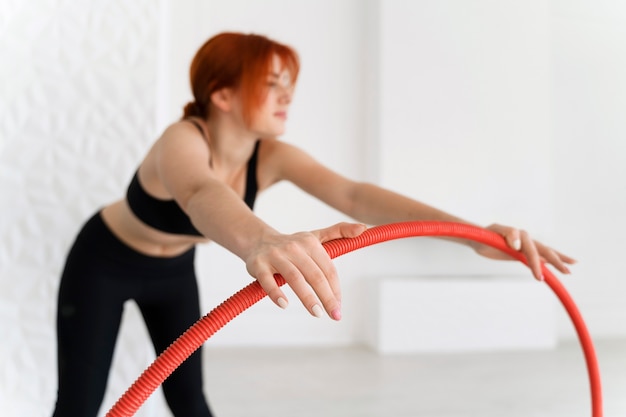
[1,0,625,415]
[550,0,626,338]
[369,0,555,286]
[0,1,166,415]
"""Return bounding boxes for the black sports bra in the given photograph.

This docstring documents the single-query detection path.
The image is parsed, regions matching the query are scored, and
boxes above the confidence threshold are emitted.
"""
[126,121,260,237]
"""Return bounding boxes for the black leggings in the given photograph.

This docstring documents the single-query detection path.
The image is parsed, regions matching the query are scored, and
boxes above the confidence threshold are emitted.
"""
[52,212,213,417]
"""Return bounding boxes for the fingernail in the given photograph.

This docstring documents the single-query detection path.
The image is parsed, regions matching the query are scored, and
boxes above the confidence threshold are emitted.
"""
[331,308,342,321]
[512,239,521,251]
[277,297,288,309]
[312,304,324,318]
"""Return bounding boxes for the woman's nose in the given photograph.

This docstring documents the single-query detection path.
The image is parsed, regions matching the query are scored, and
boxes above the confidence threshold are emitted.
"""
[279,87,292,104]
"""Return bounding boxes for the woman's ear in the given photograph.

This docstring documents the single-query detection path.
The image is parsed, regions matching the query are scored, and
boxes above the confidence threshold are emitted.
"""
[210,88,234,112]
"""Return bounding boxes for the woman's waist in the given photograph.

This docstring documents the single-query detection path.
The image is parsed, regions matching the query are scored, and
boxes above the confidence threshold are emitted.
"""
[100,200,209,258]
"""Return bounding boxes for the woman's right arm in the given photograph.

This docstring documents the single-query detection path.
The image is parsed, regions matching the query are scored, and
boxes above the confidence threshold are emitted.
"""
[152,124,361,320]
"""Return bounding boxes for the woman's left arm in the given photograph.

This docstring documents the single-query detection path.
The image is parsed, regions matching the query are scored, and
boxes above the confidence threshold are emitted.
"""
[269,140,576,281]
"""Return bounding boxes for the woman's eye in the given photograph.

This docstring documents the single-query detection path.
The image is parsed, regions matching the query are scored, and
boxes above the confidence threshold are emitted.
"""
[267,82,278,87]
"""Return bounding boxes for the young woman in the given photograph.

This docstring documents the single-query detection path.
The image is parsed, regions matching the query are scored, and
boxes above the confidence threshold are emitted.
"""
[52,32,575,417]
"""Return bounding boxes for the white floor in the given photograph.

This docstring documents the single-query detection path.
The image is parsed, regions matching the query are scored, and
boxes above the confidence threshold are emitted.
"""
[201,339,626,417]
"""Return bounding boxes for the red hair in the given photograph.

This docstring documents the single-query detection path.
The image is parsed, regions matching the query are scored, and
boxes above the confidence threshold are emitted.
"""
[182,32,300,126]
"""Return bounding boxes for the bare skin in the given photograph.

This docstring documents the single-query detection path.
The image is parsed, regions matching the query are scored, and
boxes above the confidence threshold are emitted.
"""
[102,55,576,322]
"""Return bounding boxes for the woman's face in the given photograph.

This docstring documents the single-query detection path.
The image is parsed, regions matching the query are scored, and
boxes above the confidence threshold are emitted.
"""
[248,54,294,137]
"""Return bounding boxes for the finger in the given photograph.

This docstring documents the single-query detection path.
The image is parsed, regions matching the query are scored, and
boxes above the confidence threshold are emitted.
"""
[266,247,332,319]
[289,244,342,320]
[282,260,328,318]
[308,239,342,318]
[256,271,290,309]
[313,222,367,244]
[520,231,543,281]
[488,223,521,251]
[535,242,572,274]
[554,250,577,265]
[504,228,522,251]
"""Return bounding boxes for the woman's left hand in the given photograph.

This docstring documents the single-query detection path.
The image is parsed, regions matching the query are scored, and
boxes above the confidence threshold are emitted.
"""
[474,223,577,281]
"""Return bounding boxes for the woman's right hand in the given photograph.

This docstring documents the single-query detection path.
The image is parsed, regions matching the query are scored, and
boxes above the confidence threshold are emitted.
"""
[244,222,367,321]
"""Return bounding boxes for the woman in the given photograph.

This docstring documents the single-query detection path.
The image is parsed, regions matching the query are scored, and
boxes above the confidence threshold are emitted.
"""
[52,32,575,417]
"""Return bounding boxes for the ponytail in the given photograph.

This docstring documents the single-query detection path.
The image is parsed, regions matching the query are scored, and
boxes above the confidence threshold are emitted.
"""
[182,101,206,119]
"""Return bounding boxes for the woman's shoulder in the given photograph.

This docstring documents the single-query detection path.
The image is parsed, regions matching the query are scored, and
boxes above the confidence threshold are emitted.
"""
[259,137,306,157]
[257,138,306,168]
[155,119,210,154]
[255,138,307,188]
[143,120,211,174]
[161,119,206,141]
[257,138,326,180]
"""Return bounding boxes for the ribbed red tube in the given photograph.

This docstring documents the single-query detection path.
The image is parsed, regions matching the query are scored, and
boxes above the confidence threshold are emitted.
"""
[105,221,602,417]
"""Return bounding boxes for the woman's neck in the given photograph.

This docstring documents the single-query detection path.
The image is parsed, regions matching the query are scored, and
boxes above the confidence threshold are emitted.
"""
[204,115,258,170]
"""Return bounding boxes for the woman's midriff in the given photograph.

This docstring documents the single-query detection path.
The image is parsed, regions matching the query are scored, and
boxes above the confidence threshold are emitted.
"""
[100,200,209,258]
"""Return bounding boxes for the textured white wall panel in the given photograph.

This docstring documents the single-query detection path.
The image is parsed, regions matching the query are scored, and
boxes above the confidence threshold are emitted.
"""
[0,0,164,415]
